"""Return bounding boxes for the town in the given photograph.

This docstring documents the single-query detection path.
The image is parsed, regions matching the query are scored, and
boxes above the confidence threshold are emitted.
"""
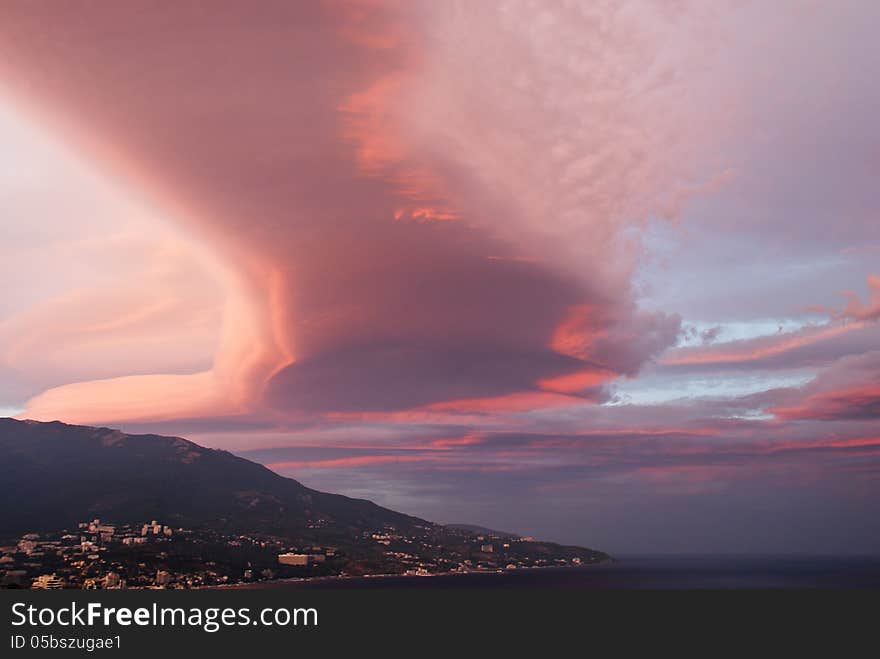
[0,519,604,589]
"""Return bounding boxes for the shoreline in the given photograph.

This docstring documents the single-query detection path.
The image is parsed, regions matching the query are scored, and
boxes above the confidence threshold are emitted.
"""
[209,559,614,590]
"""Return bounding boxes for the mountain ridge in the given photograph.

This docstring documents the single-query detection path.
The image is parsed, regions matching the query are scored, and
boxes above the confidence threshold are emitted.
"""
[0,417,612,587]
[0,417,427,538]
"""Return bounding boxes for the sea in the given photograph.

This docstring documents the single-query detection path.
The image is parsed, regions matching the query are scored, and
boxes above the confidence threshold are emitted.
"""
[248,555,880,589]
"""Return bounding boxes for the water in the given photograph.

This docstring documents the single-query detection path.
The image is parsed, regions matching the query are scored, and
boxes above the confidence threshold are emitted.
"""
[248,555,880,589]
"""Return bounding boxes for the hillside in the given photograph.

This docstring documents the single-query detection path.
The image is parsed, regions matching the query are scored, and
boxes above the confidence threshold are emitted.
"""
[0,418,424,539]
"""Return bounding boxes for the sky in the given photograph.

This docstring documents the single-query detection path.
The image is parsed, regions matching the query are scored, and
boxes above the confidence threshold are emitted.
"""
[0,0,879,554]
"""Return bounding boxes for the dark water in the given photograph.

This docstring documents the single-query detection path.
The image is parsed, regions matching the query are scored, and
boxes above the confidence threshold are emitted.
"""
[250,555,880,589]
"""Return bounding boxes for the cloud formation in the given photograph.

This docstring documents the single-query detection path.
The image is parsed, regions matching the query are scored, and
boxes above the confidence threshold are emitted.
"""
[0,1,879,553]
[0,0,723,422]
[771,352,880,422]
[840,275,880,323]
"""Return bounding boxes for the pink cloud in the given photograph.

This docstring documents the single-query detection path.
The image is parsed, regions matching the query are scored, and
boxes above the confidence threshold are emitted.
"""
[662,322,864,368]
[0,1,731,423]
[771,352,880,422]
[841,275,880,322]
[268,454,433,472]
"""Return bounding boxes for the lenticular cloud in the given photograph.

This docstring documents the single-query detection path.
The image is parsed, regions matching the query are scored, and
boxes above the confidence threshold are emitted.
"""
[0,1,730,423]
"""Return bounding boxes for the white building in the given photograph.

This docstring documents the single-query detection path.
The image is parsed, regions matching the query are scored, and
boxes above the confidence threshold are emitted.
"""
[278,553,310,566]
[32,574,65,590]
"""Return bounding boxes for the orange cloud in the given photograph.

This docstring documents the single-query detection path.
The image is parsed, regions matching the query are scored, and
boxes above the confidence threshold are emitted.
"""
[537,369,614,395]
[549,305,602,360]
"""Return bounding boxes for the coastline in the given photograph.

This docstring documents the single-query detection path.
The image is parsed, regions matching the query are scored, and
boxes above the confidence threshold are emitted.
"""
[210,560,614,590]
[203,555,880,590]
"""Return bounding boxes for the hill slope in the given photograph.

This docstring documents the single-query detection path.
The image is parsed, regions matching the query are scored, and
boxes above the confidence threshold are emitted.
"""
[0,418,425,538]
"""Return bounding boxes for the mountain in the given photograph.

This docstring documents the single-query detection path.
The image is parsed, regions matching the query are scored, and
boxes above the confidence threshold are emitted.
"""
[0,418,425,539]
[0,418,611,586]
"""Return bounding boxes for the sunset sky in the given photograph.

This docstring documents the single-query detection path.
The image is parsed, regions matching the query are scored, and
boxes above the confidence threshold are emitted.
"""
[1,1,879,554]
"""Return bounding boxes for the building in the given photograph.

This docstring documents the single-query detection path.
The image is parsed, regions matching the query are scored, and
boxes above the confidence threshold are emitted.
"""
[278,553,310,566]
[480,544,494,553]
[32,574,65,589]
[17,540,37,554]
[103,572,122,589]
